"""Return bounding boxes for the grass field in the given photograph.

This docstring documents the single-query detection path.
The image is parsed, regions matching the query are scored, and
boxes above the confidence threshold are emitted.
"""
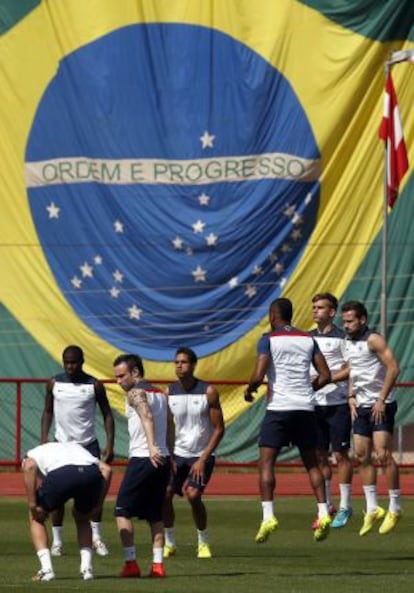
[0,496,413,593]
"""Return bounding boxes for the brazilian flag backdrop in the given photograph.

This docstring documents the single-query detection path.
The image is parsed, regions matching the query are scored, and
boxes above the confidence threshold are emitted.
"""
[1,0,413,461]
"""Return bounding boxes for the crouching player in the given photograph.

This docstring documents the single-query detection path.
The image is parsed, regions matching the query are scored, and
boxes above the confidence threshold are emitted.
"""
[22,441,112,582]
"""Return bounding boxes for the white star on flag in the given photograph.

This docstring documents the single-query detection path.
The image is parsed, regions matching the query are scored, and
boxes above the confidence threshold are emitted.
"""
[200,130,215,149]
[192,219,206,233]
[192,265,207,282]
[113,269,124,283]
[71,276,82,288]
[228,277,239,288]
[205,233,218,246]
[292,213,303,225]
[46,202,60,219]
[279,277,288,288]
[304,192,313,205]
[291,229,302,240]
[80,262,93,278]
[245,284,257,298]
[269,253,278,263]
[94,255,103,265]
[198,193,211,206]
[281,243,291,253]
[128,304,142,320]
[283,204,296,218]
[109,287,120,298]
[172,236,184,250]
[114,220,124,233]
[273,263,284,275]
[253,265,264,276]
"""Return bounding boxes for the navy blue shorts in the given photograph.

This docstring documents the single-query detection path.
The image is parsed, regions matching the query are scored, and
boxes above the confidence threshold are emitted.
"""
[315,404,352,452]
[37,464,103,514]
[353,401,397,437]
[114,457,170,522]
[170,455,215,495]
[259,410,318,451]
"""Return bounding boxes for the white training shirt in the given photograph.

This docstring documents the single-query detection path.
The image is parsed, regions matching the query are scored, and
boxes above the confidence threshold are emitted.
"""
[52,372,97,446]
[168,379,213,458]
[258,326,320,412]
[341,327,395,407]
[126,381,169,458]
[25,442,99,476]
[310,325,348,406]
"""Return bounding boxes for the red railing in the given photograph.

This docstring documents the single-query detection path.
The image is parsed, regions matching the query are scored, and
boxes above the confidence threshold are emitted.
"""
[1,378,413,469]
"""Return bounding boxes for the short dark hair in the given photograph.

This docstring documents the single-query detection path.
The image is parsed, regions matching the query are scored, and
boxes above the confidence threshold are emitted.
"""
[175,347,197,365]
[62,345,84,362]
[341,300,368,320]
[312,292,338,310]
[113,353,144,377]
[270,297,293,323]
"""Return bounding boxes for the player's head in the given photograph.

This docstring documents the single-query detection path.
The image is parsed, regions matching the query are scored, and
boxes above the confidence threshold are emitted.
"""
[269,298,293,328]
[341,300,368,338]
[62,345,84,377]
[113,353,145,392]
[312,292,338,326]
[174,347,197,379]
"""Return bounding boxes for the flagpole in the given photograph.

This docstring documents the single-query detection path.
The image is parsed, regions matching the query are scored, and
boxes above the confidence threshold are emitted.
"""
[380,61,390,338]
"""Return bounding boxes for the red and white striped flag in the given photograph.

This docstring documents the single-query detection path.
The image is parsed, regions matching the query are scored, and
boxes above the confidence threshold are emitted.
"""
[379,71,409,208]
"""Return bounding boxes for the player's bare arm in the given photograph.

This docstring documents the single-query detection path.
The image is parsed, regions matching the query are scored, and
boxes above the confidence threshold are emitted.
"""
[368,333,400,422]
[191,386,225,480]
[244,353,269,402]
[128,388,163,467]
[95,380,115,462]
[40,378,55,443]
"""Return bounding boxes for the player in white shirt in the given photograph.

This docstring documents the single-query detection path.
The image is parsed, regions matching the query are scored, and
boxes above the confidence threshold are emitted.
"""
[22,442,111,582]
[244,298,332,543]
[311,293,353,529]
[163,347,225,560]
[113,353,172,579]
[41,345,115,557]
[341,300,401,536]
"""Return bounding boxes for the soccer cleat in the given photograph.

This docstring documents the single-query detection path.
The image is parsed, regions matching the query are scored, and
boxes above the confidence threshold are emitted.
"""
[93,539,109,556]
[119,560,141,578]
[312,505,336,530]
[313,514,332,542]
[32,569,55,582]
[331,508,353,528]
[378,509,402,535]
[197,543,213,559]
[359,506,386,536]
[149,562,166,578]
[255,516,279,543]
[81,568,94,581]
[51,544,63,557]
[163,544,177,558]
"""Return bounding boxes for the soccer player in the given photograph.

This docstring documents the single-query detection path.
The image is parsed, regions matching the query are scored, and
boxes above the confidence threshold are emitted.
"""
[311,293,353,528]
[41,345,115,557]
[244,298,332,543]
[22,441,111,582]
[163,347,225,559]
[113,353,172,579]
[341,300,402,536]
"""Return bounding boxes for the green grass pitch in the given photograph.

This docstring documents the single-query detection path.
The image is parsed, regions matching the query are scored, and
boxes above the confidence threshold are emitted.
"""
[0,496,413,592]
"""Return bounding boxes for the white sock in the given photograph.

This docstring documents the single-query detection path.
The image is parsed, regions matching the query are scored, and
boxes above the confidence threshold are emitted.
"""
[339,483,352,510]
[123,546,136,562]
[37,548,53,573]
[80,547,93,572]
[197,529,209,545]
[164,527,176,547]
[325,479,332,507]
[388,489,401,512]
[51,526,63,547]
[363,484,378,513]
[153,547,163,563]
[318,502,329,518]
[90,521,101,542]
[261,501,274,521]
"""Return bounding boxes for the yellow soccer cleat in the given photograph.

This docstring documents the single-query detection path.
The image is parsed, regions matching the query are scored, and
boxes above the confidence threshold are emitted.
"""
[379,510,402,535]
[313,514,332,542]
[197,543,212,559]
[163,544,177,559]
[255,516,279,543]
[359,506,386,536]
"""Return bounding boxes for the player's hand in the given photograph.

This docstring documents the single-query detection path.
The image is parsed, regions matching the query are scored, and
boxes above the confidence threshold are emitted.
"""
[149,445,164,467]
[244,389,255,402]
[30,505,48,523]
[190,458,205,484]
[101,448,114,463]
